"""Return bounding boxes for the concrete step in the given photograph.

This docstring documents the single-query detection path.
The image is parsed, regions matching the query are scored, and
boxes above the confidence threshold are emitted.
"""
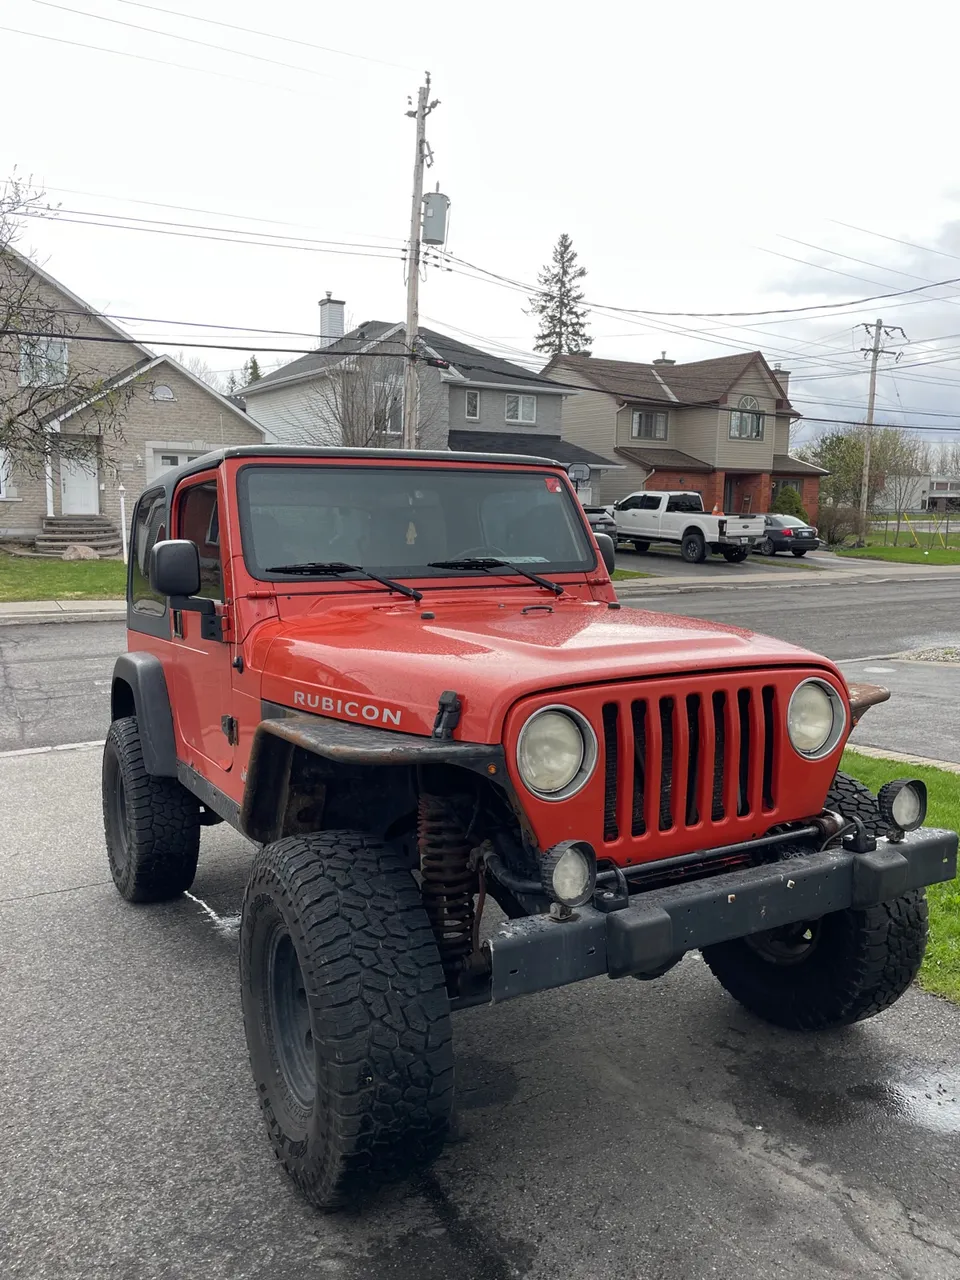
[35,535,123,550]
[42,518,116,532]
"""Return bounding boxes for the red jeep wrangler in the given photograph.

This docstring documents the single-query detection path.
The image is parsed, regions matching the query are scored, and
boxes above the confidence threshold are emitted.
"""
[103,446,957,1208]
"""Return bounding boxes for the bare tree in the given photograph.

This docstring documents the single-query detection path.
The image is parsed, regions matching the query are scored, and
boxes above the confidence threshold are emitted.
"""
[0,173,139,474]
[176,350,225,394]
[295,338,445,447]
[883,432,930,543]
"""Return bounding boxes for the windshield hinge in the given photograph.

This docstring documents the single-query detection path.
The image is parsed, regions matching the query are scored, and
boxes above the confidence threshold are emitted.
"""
[432,690,462,740]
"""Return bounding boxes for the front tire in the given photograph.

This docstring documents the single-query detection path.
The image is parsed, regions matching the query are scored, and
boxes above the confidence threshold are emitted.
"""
[240,831,454,1210]
[702,773,927,1029]
[792,549,807,557]
[101,717,200,902]
[758,538,775,555]
[721,546,749,563]
[681,532,707,564]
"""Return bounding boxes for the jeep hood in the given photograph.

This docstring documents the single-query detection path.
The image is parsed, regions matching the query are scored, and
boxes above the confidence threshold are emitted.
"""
[257,594,839,742]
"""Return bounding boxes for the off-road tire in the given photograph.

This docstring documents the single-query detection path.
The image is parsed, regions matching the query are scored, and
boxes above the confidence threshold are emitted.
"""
[102,716,200,902]
[702,771,927,1028]
[681,532,706,564]
[758,537,775,555]
[240,831,454,1210]
[792,549,808,557]
[632,540,650,554]
[721,546,749,563]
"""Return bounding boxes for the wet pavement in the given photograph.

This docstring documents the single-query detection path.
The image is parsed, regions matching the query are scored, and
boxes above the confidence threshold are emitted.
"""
[3,748,960,1280]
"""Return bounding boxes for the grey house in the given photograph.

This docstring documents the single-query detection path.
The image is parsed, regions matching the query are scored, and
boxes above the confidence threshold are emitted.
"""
[238,300,615,482]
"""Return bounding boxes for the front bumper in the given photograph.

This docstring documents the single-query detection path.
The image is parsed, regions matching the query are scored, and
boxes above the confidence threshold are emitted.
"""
[484,827,957,1003]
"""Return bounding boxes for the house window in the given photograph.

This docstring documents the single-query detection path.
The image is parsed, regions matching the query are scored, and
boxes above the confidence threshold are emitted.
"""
[151,384,176,402]
[374,383,402,435]
[0,450,10,499]
[505,394,537,424]
[465,389,480,421]
[152,450,204,482]
[631,410,668,440]
[729,395,764,439]
[19,337,69,388]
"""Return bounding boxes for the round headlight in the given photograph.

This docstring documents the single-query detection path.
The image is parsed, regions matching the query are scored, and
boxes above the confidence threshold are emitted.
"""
[516,707,597,799]
[540,840,597,907]
[878,779,927,832]
[787,679,846,759]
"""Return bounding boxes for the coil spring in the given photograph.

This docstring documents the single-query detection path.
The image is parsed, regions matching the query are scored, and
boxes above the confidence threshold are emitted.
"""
[418,793,475,985]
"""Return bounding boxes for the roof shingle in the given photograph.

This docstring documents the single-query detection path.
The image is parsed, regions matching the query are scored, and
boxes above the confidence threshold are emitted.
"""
[548,351,794,411]
[614,446,714,474]
[449,431,619,468]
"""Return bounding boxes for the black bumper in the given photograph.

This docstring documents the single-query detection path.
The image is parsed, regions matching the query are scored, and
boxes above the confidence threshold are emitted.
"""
[483,827,957,1003]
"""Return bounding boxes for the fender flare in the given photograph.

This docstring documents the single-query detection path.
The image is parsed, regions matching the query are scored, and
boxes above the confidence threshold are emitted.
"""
[110,652,178,777]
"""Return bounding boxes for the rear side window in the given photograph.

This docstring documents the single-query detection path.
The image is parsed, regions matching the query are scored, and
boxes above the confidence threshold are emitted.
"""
[666,493,702,513]
[131,488,167,615]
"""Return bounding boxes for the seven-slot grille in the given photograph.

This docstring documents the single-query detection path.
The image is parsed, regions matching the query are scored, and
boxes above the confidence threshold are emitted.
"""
[600,682,777,844]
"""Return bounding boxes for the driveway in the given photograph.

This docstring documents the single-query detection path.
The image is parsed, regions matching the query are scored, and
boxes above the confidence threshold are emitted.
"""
[2,746,960,1280]
[615,544,851,581]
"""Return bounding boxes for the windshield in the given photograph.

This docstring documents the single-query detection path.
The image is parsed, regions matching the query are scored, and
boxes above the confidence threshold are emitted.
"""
[238,464,596,581]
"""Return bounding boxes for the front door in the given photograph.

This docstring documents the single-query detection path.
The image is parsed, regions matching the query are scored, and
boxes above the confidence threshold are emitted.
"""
[168,476,235,776]
[60,456,100,514]
[723,476,736,514]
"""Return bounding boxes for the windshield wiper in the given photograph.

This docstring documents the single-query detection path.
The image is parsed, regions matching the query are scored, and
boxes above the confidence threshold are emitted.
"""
[264,561,423,602]
[428,558,563,596]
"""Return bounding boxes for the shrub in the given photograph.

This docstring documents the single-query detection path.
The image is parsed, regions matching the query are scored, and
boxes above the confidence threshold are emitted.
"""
[771,485,809,521]
[816,504,863,546]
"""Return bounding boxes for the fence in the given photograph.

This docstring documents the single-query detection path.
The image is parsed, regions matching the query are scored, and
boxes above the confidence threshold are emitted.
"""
[870,511,960,549]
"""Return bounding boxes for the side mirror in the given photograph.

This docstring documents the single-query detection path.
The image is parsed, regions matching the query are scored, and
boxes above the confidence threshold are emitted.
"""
[150,539,201,598]
[595,532,617,575]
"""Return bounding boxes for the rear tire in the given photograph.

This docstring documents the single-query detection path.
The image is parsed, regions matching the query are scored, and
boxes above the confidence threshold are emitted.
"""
[702,770,926,1029]
[681,532,707,564]
[101,717,200,902]
[721,546,749,563]
[240,831,454,1210]
[632,540,650,554]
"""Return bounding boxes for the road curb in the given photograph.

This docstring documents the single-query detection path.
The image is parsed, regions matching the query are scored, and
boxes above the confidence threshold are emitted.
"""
[847,744,960,775]
[0,610,125,627]
[614,568,960,597]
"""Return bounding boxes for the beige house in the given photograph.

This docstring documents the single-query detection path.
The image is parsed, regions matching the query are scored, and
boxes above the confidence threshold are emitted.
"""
[544,350,825,515]
[0,247,265,553]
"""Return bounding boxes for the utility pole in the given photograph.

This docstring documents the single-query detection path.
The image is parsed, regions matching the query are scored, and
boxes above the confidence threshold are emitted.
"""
[858,318,883,536]
[401,73,439,450]
[858,319,907,540]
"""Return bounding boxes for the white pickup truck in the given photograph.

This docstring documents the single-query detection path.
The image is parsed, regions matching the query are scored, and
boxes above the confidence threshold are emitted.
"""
[608,490,766,563]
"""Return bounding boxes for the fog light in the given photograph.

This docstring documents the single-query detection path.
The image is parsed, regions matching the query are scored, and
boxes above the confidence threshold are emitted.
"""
[877,779,927,832]
[540,840,596,907]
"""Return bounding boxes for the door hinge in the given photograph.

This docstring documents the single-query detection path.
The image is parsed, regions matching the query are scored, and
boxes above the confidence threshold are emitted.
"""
[220,715,239,746]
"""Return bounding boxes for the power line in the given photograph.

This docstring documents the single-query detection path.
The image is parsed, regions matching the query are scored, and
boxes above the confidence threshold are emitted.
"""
[0,23,327,97]
[830,219,960,267]
[30,0,347,84]
[114,0,414,71]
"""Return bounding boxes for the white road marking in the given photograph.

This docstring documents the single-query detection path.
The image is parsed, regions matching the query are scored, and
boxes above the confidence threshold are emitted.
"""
[0,739,104,760]
[862,666,897,674]
[184,890,241,937]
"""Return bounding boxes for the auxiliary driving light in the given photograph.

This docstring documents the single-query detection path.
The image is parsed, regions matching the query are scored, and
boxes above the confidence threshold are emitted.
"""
[877,779,927,833]
[540,840,597,908]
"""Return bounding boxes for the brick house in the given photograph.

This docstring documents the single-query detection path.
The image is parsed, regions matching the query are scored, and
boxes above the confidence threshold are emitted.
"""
[543,350,826,515]
[0,247,266,551]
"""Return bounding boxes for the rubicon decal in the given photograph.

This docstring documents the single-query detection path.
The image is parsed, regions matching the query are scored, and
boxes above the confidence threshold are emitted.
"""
[292,688,403,727]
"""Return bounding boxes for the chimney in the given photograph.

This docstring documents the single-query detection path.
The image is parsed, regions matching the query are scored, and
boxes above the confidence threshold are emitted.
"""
[653,350,676,365]
[318,291,345,348]
[773,362,791,396]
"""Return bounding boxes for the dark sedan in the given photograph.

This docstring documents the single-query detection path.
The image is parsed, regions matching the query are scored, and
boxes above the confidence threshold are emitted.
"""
[755,514,820,557]
[584,506,618,540]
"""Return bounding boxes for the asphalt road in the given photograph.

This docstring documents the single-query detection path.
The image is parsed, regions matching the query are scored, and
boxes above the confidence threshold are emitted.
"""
[3,747,960,1280]
[4,582,960,1279]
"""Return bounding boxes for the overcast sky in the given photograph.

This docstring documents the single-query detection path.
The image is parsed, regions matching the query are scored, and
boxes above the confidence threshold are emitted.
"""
[5,0,960,443]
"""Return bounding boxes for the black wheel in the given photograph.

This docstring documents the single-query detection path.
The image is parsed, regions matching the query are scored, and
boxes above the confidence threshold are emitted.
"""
[702,772,927,1029]
[240,831,454,1210]
[101,717,200,902]
[681,532,707,564]
[792,549,807,557]
[632,540,650,554]
[721,546,749,563]
[758,538,775,555]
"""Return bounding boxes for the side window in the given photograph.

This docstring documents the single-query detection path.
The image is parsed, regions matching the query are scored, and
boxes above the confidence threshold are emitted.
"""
[638,495,662,510]
[617,496,639,511]
[131,488,168,615]
[178,481,223,602]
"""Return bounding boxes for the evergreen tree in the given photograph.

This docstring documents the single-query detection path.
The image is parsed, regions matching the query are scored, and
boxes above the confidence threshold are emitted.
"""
[225,371,238,395]
[771,484,808,521]
[529,233,592,356]
[245,355,262,382]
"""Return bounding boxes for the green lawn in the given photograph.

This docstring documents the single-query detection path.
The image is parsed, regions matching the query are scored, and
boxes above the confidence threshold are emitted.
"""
[611,568,654,581]
[842,748,960,1003]
[0,552,127,602]
[836,544,960,566]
